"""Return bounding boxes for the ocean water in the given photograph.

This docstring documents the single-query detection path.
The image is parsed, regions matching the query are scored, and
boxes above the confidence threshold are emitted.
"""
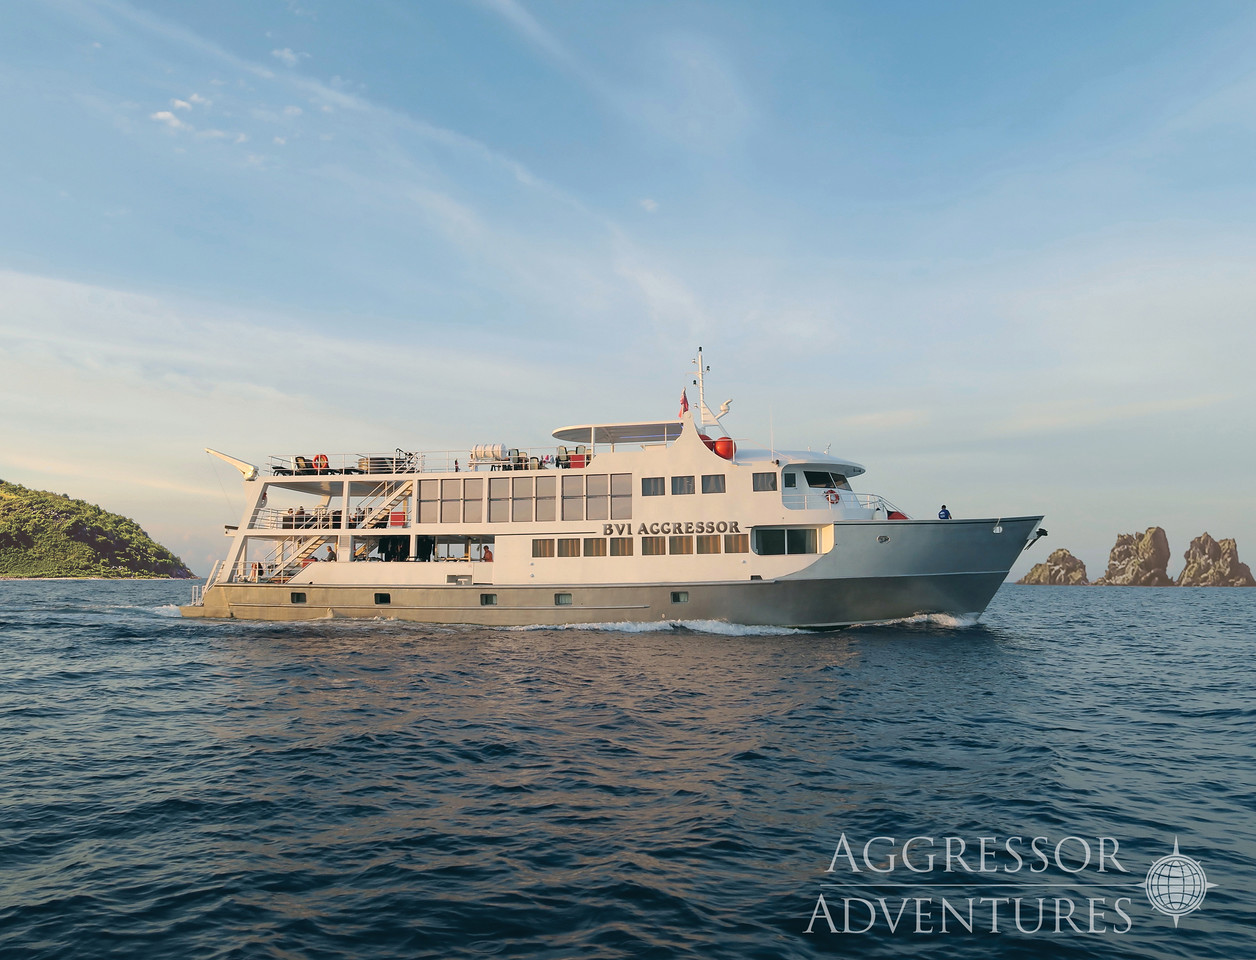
[1,581,1253,960]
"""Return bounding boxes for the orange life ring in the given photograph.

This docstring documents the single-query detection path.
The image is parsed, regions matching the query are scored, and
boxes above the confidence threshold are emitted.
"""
[824,489,840,505]
[313,453,329,471]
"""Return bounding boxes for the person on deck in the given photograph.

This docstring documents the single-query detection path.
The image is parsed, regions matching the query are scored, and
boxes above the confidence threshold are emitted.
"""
[938,505,952,520]
[325,545,337,562]
[482,544,493,562]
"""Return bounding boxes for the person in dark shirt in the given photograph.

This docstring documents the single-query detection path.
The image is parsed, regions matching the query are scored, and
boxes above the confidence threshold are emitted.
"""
[938,505,952,520]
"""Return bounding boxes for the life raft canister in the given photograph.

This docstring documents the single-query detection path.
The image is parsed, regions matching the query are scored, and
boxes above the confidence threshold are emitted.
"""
[824,488,840,504]
[313,453,330,471]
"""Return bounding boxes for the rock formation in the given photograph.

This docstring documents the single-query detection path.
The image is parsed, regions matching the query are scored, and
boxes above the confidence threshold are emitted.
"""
[1093,527,1174,586]
[1175,533,1256,587]
[1018,549,1089,585]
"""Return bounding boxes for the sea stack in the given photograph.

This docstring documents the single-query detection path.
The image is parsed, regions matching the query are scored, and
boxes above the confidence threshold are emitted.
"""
[1175,533,1256,587]
[1018,548,1089,585]
[1093,527,1173,586]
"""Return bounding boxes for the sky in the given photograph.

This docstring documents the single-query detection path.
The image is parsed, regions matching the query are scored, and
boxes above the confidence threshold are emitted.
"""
[1,0,1254,580]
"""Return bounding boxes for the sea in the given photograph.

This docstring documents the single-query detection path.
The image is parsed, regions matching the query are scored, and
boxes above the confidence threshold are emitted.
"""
[0,580,1252,960]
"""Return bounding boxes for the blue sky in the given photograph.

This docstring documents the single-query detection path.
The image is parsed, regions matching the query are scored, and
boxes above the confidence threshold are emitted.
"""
[1,0,1254,579]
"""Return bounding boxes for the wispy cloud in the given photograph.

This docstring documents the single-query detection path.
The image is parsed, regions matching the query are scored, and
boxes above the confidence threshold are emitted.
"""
[149,109,188,130]
[270,47,303,68]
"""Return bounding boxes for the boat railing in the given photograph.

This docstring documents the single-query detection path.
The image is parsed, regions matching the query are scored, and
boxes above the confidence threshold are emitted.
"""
[783,491,909,517]
[267,445,598,477]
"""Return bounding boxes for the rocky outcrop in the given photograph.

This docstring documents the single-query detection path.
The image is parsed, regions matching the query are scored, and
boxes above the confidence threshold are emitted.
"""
[1175,533,1256,587]
[1093,527,1174,586]
[1018,549,1089,585]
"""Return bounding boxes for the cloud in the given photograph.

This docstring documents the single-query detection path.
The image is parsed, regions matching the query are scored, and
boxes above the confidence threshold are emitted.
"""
[271,47,304,68]
[171,98,191,110]
[282,105,302,116]
[188,93,211,105]
[149,110,189,130]
[639,198,658,213]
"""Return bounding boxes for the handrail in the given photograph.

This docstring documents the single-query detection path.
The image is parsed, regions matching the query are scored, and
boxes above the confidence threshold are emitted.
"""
[782,491,908,516]
[267,445,594,477]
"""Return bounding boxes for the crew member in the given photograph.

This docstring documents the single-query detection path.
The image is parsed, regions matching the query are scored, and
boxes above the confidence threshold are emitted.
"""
[938,505,952,520]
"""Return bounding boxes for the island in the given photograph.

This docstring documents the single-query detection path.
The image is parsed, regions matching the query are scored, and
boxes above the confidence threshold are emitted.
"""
[0,479,194,579]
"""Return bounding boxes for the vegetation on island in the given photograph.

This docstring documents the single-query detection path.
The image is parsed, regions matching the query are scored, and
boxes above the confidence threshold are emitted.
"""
[0,479,194,579]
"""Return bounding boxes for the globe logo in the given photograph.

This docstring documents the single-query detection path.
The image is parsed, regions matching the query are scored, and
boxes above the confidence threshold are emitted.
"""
[1144,839,1216,927]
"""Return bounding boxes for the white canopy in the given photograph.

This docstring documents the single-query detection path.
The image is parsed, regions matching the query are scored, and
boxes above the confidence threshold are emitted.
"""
[552,421,684,445]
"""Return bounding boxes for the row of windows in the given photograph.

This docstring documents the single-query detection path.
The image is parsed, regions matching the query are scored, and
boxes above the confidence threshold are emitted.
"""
[416,474,632,524]
[291,590,691,606]
[643,474,774,496]
[533,534,750,558]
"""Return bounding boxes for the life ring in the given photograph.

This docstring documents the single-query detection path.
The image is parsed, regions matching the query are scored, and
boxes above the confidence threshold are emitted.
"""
[313,453,329,471]
[824,489,840,505]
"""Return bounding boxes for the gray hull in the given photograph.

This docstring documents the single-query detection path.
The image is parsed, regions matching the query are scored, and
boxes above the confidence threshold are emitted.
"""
[182,517,1043,628]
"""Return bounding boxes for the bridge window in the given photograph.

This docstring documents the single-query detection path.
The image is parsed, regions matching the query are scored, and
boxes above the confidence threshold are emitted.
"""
[752,472,777,492]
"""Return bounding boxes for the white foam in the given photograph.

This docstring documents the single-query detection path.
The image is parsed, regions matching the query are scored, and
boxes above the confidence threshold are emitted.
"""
[849,611,983,629]
[152,604,182,617]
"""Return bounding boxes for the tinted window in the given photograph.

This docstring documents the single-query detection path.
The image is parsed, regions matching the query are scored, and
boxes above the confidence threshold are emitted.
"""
[701,474,725,494]
[641,477,665,496]
[752,472,777,491]
[671,476,695,496]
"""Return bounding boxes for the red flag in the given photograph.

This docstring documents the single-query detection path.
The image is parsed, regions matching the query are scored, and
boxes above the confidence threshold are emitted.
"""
[678,389,689,419]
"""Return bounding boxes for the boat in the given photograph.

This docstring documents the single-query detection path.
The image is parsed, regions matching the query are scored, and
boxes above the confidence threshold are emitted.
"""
[181,349,1045,628]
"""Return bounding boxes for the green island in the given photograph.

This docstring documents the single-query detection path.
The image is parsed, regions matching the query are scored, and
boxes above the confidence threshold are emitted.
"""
[0,479,194,579]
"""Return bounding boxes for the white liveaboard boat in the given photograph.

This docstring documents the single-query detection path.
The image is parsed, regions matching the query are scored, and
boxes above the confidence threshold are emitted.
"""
[181,350,1045,628]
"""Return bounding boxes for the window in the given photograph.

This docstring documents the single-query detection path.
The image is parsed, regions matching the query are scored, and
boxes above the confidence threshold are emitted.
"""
[290,592,307,604]
[480,593,497,606]
[562,475,584,521]
[669,535,694,555]
[557,538,581,558]
[532,538,555,558]
[787,528,818,554]
[752,472,777,492]
[374,592,391,605]
[489,477,509,523]
[512,477,533,522]
[671,475,695,496]
[583,537,607,557]
[609,537,633,556]
[753,528,818,555]
[585,474,609,521]
[641,476,665,497]
[554,593,572,606]
[535,475,557,522]
[804,470,848,488]
[783,473,797,488]
[724,533,749,554]
[701,474,726,494]
[418,479,439,523]
[441,478,461,523]
[462,478,484,523]
[611,473,632,519]
[671,591,689,604]
[641,536,666,556]
[696,534,721,554]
